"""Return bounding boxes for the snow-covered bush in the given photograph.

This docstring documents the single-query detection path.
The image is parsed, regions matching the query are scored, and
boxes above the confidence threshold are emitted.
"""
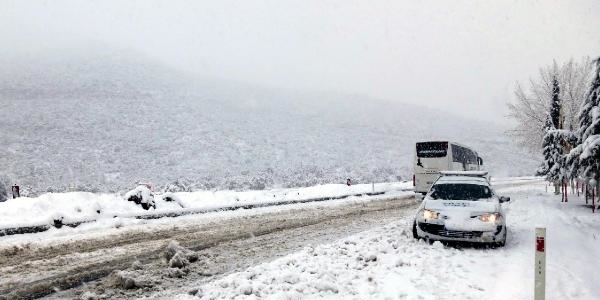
[161,192,185,208]
[124,185,156,210]
[163,178,195,193]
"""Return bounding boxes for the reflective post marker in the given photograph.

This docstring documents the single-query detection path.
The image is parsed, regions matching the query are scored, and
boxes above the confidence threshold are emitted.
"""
[11,185,20,199]
[535,228,546,300]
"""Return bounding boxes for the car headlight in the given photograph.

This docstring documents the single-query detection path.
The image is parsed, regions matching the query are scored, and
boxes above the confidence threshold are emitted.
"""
[423,209,439,220]
[479,213,502,223]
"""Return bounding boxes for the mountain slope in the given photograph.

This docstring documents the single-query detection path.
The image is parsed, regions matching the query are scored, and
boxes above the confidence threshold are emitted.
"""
[0,51,538,195]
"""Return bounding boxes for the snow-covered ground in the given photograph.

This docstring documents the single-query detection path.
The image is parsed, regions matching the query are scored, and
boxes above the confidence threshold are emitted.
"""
[3,178,598,300]
[0,181,411,229]
[169,180,600,300]
[0,192,416,299]
[0,177,538,232]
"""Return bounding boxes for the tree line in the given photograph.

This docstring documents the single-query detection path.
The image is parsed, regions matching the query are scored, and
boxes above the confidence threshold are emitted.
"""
[509,57,600,199]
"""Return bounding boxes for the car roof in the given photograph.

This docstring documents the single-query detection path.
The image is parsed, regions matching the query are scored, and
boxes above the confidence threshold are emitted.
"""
[434,175,490,186]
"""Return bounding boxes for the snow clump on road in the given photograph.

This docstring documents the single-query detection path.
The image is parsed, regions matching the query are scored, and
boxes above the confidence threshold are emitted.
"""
[165,240,199,269]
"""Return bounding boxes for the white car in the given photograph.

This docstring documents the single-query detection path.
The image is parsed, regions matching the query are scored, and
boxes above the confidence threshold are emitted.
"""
[412,171,509,247]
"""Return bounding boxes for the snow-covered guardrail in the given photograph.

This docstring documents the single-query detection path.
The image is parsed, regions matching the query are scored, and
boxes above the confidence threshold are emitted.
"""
[0,189,412,237]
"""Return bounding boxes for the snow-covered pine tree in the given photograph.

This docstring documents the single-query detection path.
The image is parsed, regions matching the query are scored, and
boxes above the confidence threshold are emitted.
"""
[541,115,561,181]
[545,137,564,184]
[550,75,563,129]
[566,66,597,181]
[578,58,600,182]
[539,116,554,176]
[542,74,567,187]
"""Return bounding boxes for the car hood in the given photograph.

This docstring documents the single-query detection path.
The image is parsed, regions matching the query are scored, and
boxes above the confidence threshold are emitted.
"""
[424,199,499,214]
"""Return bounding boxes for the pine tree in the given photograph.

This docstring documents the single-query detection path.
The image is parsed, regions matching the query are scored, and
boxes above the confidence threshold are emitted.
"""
[550,75,562,129]
[541,115,562,181]
[567,67,596,180]
[541,74,567,184]
[578,58,600,180]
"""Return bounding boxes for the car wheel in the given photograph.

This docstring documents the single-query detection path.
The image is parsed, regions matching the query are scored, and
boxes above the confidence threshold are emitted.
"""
[494,231,507,248]
[412,221,419,239]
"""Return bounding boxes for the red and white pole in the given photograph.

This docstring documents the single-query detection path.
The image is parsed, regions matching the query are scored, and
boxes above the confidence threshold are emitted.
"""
[11,185,20,199]
[535,228,546,300]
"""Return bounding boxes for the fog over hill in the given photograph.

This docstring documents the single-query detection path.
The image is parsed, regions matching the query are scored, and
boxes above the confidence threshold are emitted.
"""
[0,50,539,195]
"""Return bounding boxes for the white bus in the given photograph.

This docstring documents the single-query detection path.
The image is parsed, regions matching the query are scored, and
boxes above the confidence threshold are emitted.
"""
[413,141,484,194]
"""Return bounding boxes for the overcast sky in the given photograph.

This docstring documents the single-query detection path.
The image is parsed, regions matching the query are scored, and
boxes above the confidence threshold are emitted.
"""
[1,0,599,125]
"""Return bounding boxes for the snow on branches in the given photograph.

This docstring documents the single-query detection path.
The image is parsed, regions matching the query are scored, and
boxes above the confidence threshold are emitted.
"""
[541,116,571,181]
[508,58,594,152]
[569,58,600,180]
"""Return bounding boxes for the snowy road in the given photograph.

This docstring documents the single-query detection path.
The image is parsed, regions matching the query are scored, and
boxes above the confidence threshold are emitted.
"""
[0,195,416,299]
[3,179,599,300]
[167,180,598,300]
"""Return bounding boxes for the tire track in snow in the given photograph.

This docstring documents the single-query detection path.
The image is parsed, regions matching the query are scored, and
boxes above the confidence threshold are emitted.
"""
[0,196,416,299]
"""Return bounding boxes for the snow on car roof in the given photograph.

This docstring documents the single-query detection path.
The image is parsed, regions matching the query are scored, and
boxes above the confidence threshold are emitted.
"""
[439,171,488,177]
[435,176,490,186]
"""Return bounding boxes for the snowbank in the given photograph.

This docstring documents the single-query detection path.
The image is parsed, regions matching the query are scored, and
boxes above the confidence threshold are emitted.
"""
[0,181,411,229]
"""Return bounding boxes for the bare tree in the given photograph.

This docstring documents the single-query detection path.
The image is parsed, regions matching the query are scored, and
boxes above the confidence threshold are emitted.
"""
[507,58,594,152]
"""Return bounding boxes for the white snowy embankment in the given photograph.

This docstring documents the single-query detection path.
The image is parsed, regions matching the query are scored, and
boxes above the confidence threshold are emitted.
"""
[0,181,412,229]
[177,180,600,300]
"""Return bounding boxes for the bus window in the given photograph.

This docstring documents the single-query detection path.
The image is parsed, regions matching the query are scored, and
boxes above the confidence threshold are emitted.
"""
[451,144,464,163]
[416,142,448,158]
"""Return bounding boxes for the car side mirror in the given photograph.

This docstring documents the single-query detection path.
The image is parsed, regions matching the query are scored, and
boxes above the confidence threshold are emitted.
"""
[415,193,424,202]
[499,196,510,203]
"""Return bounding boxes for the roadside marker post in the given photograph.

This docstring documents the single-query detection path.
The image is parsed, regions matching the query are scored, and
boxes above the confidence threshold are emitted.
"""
[11,185,20,199]
[535,228,546,300]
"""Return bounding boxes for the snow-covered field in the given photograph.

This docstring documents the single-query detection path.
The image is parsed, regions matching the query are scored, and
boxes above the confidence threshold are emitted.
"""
[168,180,599,300]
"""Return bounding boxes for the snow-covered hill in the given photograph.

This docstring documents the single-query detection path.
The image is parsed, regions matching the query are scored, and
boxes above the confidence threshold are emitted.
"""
[0,50,539,195]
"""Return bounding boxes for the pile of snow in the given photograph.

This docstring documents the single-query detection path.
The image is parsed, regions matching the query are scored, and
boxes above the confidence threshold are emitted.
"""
[164,240,199,269]
[124,185,156,210]
[0,181,411,229]
[109,270,146,290]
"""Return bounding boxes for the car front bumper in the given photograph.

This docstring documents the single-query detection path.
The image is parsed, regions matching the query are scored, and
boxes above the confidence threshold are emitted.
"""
[416,222,505,243]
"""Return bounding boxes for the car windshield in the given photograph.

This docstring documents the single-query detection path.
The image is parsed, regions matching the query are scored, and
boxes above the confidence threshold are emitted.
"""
[429,183,492,200]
